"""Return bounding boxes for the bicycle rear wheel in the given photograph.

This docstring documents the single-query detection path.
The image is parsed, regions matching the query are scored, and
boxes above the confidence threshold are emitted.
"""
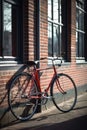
[8,72,39,121]
[51,73,77,112]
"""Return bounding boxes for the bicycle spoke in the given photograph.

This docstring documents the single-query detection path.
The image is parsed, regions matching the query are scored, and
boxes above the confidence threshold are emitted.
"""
[8,72,39,121]
[51,73,77,112]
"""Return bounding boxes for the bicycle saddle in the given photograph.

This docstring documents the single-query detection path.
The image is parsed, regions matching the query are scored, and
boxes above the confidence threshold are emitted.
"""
[26,61,36,66]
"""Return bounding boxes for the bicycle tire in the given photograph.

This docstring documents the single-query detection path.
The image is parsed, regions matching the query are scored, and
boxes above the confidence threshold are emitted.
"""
[50,73,77,112]
[8,72,39,121]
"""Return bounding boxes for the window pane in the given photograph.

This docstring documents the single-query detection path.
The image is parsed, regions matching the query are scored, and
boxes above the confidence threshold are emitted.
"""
[53,25,58,56]
[53,0,58,23]
[48,0,64,58]
[60,0,62,23]
[78,10,84,31]
[53,25,62,57]
[78,0,84,9]
[48,0,52,20]
[53,25,59,56]
[53,0,62,23]
[79,33,84,57]
[48,22,52,56]
[76,8,79,29]
[3,1,18,57]
[3,2,12,56]
[77,32,84,57]
[0,0,22,62]
[76,0,85,58]
[76,31,79,57]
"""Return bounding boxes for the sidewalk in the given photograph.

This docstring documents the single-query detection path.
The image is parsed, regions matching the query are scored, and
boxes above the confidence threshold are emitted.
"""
[0,92,87,130]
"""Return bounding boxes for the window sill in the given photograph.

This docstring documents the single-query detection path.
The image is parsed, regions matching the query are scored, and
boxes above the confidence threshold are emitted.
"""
[0,63,23,71]
[0,56,23,70]
[76,58,87,64]
[76,59,87,65]
[76,61,87,64]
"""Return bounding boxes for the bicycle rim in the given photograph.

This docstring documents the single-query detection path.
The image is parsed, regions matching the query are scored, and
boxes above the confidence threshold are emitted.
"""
[8,72,39,121]
[51,73,77,112]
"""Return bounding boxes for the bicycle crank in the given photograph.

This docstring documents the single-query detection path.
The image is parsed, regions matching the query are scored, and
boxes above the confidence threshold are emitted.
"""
[40,92,49,105]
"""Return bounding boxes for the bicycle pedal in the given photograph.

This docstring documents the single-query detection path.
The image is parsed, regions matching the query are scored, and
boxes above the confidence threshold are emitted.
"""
[43,95,53,99]
[47,96,52,99]
[21,95,28,98]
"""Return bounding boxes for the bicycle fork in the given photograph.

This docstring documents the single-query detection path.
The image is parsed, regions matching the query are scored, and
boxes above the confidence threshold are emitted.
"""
[56,75,66,94]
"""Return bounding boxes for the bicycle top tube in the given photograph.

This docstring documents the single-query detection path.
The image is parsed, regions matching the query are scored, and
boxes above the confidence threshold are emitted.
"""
[26,57,63,93]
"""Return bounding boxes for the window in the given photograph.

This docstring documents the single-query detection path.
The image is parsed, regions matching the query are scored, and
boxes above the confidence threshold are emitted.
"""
[0,0,23,64]
[48,0,67,59]
[76,0,86,61]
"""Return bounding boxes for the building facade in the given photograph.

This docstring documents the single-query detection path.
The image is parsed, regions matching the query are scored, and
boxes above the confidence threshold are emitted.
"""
[0,0,87,126]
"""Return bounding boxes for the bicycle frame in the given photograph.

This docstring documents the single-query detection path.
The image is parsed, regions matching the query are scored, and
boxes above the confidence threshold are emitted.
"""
[31,60,65,95]
[33,66,56,93]
[8,58,77,121]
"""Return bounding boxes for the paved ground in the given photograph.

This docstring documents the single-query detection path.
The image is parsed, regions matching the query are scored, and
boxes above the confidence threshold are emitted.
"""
[0,92,87,130]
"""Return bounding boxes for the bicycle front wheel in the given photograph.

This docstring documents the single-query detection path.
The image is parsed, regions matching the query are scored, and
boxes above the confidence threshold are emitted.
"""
[8,72,39,121]
[51,73,77,112]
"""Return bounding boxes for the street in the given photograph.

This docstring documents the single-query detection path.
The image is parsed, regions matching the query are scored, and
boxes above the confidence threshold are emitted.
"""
[0,92,87,130]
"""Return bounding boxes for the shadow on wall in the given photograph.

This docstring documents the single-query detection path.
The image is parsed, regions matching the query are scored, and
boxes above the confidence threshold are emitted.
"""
[0,64,30,126]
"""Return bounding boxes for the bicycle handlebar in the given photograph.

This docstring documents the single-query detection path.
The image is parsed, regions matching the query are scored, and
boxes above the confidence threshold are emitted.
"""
[35,57,62,66]
[40,57,62,61]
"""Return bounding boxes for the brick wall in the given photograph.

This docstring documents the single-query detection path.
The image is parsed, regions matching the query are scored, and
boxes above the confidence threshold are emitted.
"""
[0,70,16,108]
[18,0,87,99]
[0,0,87,126]
[39,0,87,93]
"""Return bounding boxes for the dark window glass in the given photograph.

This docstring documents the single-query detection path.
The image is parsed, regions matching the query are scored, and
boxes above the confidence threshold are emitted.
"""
[48,0,66,58]
[76,0,85,58]
[3,2,12,56]
[0,0,22,63]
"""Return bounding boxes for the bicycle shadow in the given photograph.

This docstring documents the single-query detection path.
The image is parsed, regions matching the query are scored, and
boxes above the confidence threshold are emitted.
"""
[0,64,28,121]
[0,63,41,128]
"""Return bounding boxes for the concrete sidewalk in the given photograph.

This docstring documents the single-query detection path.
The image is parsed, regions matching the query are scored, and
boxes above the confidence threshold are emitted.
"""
[0,92,87,130]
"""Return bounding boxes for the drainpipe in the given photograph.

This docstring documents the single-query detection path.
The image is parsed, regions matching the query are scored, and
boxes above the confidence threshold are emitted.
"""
[36,0,40,63]
[36,0,41,113]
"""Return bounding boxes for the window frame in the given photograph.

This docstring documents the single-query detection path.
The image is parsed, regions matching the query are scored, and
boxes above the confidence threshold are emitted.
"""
[76,0,86,63]
[48,0,67,63]
[0,0,23,65]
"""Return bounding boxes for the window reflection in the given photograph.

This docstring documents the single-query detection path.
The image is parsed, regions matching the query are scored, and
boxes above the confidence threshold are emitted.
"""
[53,0,62,23]
[48,0,52,20]
[3,2,12,56]
[53,0,58,23]
[53,25,62,56]
[76,0,85,58]
[48,0,63,57]
[48,22,52,56]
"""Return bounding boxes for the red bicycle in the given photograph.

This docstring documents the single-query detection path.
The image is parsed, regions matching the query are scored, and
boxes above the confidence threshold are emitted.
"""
[8,57,77,121]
